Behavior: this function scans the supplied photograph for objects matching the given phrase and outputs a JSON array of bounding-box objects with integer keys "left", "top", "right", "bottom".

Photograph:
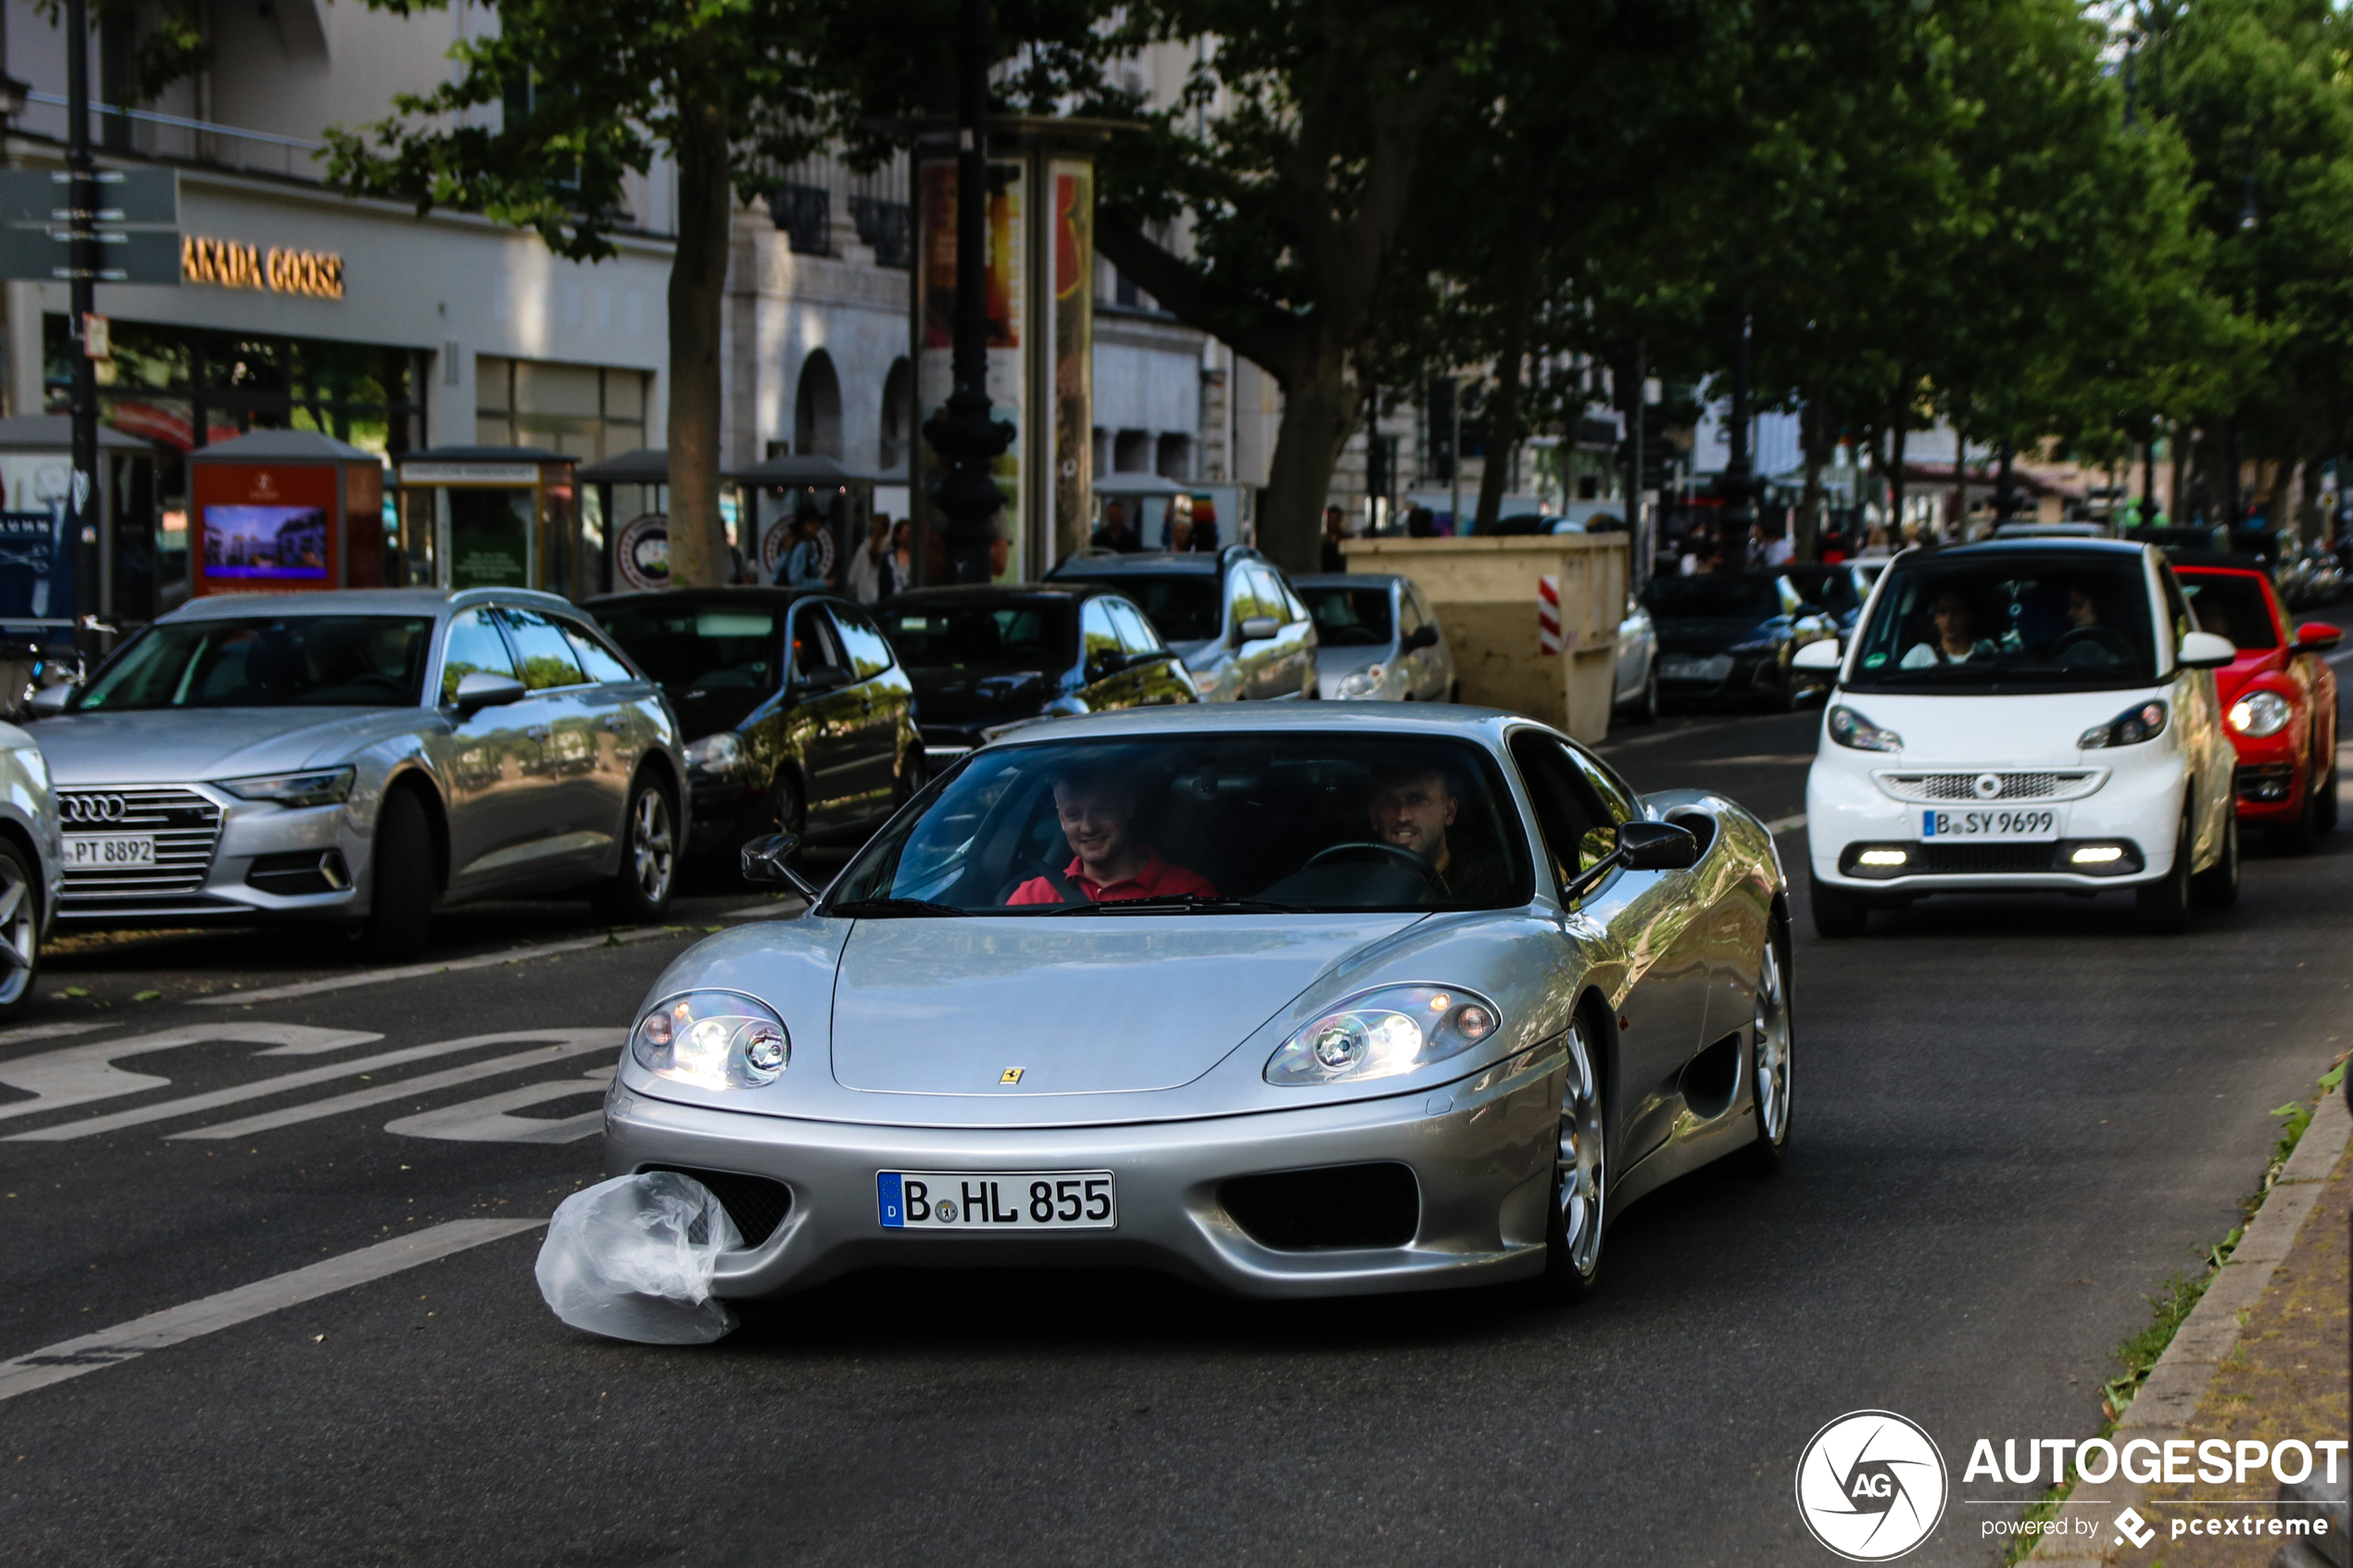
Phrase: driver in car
[
  {"left": 1900, "top": 588, "right": 1994, "bottom": 668},
  {"left": 1367, "top": 761, "right": 1502, "bottom": 903},
  {"left": 1005, "top": 764, "right": 1218, "bottom": 905}
]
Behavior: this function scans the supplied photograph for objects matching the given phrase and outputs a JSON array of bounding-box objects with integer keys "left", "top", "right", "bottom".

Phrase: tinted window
[
  {"left": 829, "top": 604, "right": 896, "bottom": 680},
  {"left": 1648, "top": 575, "right": 1786, "bottom": 621},
  {"left": 1250, "top": 567, "right": 1297, "bottom": 622},
  {"left": 1105, "top": 599, "right": 1163, "bottom": 657},
  {"left": 1051, "top": 571, "right": 1221, "bottom": 644},
  {"left": 497, "top": 606, "right": 585, "bottom": 690},
  {"left": 789, "top": 607, "right": 846, "bottom": 680},
  {"left": 2177, "top": 572, "right": 2279, "bottom": 650},
  {"left": 1300, "top": 584, "right": 1395, "bottom": 646},
  {"left": 1783, "top": 566, "right": 1860, "bottom": 617},
  {"left": 555, "top": 615, "right": 639, "bottom": 684},
  {"left": 1079, "top": 599, "right": 1122, "bottom": 673},
  {"left": 1845, "top": 553, "right": 2158, "bottom": 690},
  {"left": 1509, "top": 733, "right": 1617, "bottom": 887},
  {"left": 441, "top": 608, "right": 518, "bottom": 704},
  {"left": 597, "top": 604, "right": 779, "bottom": 691},
  {"left": 81, "top": 615, "right": 434, "bottom": 711},
  {"left": 877, "top": 601, "right": 1075, "bottom": 671}
]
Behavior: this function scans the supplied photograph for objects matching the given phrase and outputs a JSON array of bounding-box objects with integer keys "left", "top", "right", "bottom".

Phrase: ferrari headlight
[
  {"left": 683, "top": 732, "right": 742, "bottom": 781},
  {"left": 2227, "top": 690, "right": 2291, "bottom": 738},
  {"left": 1827, "top": 705, "right": 1902, "bottom": 753},
  {"left": 2080, "top": 699, "right": 2168, "bottom": 748},
  {"left": 219, "top": 765, "right": 356, "bottom": 807},
  {"left": 1335, "top": 664, "right": 1386, "bottom": 698},
  {"left": 1264, "top": 985, "right": 1501, "bottom": 1086},
  {"left": 631, "top": 990, "right": 789, "bottom": 1088}
]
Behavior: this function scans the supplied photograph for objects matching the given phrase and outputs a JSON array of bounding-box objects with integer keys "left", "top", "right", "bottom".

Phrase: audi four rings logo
[
  {"left": 1795, "top": 1410, "right": 1950, "bottom": 1561},
  {"left": 60, "top": 794, "right": 128, "bottom": 825}
]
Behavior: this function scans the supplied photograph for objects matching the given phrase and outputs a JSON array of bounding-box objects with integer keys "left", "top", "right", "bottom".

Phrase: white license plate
[
  {"left": 877, "top": 1170, "right": 1116, "bottom": 1230},
  {"left": 1661, "top": 654, "right": 1734, "bottom": 681},
  {"left": 66, "top": 834, "right": 156, "bottom": 868},
  {"left": 1919, "top": 809, "right": 2058, "bottom": 841}
]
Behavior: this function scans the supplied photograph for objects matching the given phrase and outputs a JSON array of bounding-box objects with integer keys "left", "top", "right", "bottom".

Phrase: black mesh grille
[
  {"left": 1219, "top": 1162, "right": 1419, "bottom": 1251},
  {"left": 643, "top": 1166, "right": 793, "bottom": 1247},
  {"left": 1915, "top": 842, "right": 2063, "bottom": 874}
]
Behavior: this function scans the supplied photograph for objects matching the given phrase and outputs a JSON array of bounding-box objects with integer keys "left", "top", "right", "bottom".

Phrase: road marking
[
  {"left": 6, "top": 1028, "right": 610, "bottom": 1142},
  {"left": 383, "top": 1067, "right": 612, "bottom": 1144},
  {"left": 190, "top": 925, "right": 687, "bottom": 1007},
  {"left": 0, "top": 1022, "right": 381, "bottom": 1125},
  {"left": 170, "top": 1032, "right": 623, "bottom": 1141},
  {"left": 0, "top": 1020, "right": 109, "bottom": 1050},
  {"left": 1766, "top": 813, "right": 1807, "bottom": 834},
  {"left": 0, "top": 1218, "right": 544, "bottom": 1404}
]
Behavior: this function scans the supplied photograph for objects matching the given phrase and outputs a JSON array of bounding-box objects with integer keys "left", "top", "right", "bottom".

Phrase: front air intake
[
  {"left": 1219, "top": 1161, "right": 1420, "bottom": 1250},
  {"left": 641, "top": 1165, "right": 793, "bottom": 1247}
]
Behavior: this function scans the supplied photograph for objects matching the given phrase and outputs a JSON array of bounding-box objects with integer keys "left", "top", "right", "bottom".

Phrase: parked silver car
[
  {"left": 603, "top": 703, "right": 1794, "bottom": 1302},
  {"left": 26, "top": 589, "right": 687, "bottom": 960},
  {"left": 0, "top": 719, "right": 62, "bottom": 1019},
  {"left": 1294, "top": 573, "right": 1459, "bottom": 701},
  {"left": 1613, "top": 589, "right": 1659, "bottom": 722},
  {"left": 1046, "top": 546, "right": 1317, "bottom": 701}
]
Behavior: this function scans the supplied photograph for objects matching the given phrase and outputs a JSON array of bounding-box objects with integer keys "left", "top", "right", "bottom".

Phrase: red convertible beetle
[{"left": 2168, "top": 552, "right": 2340, "bottom": 851}]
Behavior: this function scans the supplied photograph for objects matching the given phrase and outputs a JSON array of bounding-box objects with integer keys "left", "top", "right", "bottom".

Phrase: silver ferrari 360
[{"left": 603, "top": 704, "right": 1793, "bottom": 1302}]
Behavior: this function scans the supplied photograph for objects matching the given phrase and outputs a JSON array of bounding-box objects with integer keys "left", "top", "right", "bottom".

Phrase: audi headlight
[
  {"left": 2227, "top": 689, "right": 2291, "bottom": 737},
  {"left": 630, "top": 990, "right": 788, "bottom": 1088},
  {"left": 1334, "top": 664, "right": 1386, "bottom": 698},
  {"left": 220, "top": 766, "right": 356, "bottom": 807},
  {"left": 683, "top": 732, "right": 742, "bottom": 781},
  {"left": 2080, "top": 699, "right": 2168, "bottom": 748},
  {"left": 1265, "top": 985, "right": 1501, "bottom": 1086},
  {"left": 1827, "top": 705, "right": 1902, "bottom": 753}
]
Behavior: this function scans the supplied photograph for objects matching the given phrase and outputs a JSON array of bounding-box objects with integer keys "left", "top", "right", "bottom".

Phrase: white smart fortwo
[{"left": 1797, "top": 538, "right": 2240, "bottom": 935}]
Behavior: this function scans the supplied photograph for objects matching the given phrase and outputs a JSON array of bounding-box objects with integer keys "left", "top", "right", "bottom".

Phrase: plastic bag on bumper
[{"left": 535, "top": 1171, "right": 743, "bottom": 1344}]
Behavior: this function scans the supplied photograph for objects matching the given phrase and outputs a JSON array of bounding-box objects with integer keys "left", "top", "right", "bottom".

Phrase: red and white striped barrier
[{"left": 1538, "top": 574, "right": 1561, "bottom": 655}]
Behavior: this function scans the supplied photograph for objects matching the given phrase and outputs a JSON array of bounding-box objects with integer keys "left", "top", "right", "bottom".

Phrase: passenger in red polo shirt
[{"left": 1005, "top": 764, "right": 1216, "bottom": 906}]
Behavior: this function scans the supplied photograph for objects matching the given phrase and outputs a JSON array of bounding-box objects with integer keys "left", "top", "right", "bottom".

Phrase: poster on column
[
  {"left": 0, "top": 454, "right": 72, "bottom": 630},
  {"left": 918, "top": 157, "right": 1025, "bottom": 582},
  {"left": 1049, "top": 159, "right": 1094, "bottom": 567}
]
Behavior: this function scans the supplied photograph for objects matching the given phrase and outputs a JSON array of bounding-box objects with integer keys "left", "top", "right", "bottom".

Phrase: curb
[{"left": 2031, "top": 1080, "right": 2353, "bottom": 1561}]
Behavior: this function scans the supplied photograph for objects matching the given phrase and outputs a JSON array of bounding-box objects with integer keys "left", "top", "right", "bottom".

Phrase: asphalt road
[{"left": 3, "top": 616, "right": 2348, "bottom": 1567}]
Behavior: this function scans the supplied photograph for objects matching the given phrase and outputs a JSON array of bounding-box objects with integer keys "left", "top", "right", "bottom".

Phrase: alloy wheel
[
  {"left": 0, "top": 859, "right": 33, "bottom": 1007},
  {"left": 1752, "top": 941, "right": 1791, "bottom": 1147},
  {"left": 631, "top": 789, "right": 675, "bottom": 905},
  {"left": 1556, "top": 1021, "right": 1605, "bottom": 1278}
]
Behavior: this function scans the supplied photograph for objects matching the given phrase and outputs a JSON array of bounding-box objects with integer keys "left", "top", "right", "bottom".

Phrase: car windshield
[
  {"left": 2177, "top": 573, "right": 2278, "bottom": 650},
  {"left": 1844, "top": 553, "right": 2158, "bottom": 691},
  {"left": 827, "top": 734, "right": 1533, "bottom": 915},
  {"left": 1052, "top": 571, "right": 1220, "bottom": 643},
  {"left": 1648, "top": 575, "right": 1784, "bottom": 621},
  {"left": 1783, "top": 567, "right": 1860, "bottom": 617},
  {"left": 1298, "top": 585, "right": 1393, "bottom": 646},
  {"left": 78, "top": 616, "right": 432, "bottom": 709},
  {"left": 595, "top": 604, "right": 778, "bottom": 690},
  {"left": 875, "top": 602, "right": 1074, "bottom": 671}
]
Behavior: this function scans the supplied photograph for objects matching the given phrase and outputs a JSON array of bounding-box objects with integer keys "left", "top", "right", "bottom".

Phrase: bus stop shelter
[{"left": 393, "top": 447, "right": 581, "bottom": 597}]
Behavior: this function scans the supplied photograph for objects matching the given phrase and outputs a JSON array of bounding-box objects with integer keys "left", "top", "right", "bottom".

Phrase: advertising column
[{"left": 1044, "top": 159, "right": 1095, "bottom": 568}]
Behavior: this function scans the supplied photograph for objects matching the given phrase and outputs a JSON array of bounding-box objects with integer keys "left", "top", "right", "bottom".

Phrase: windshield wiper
[
  {"left": 826, "top": 897, "right": 970, "bottom": 918},
  {"left": 1043, "top": 894, "right": 1311, "bottom": 915}
]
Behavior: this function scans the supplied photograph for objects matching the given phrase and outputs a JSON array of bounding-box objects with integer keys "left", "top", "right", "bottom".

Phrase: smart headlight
[
  {"left": 2079, "top": 699, "right": 2168, "bottom": 748},
  {"left": 1828, "top": 705, "right": 1902, "bottom": 753},
  {"left": 2226, "top": 690, "right": 2291, "bottom": 737},
  {"left": 1264, "top": 985, "right": 1501, "bottom": 1086},
  {"left": 630, "top": 990, "right": 789, "bottom": 1088}
]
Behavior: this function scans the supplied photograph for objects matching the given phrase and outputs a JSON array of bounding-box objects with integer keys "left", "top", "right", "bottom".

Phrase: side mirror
[
  {"left": 797, "top": 664, "right": 853, "bottom": 693},
  {"left": 2294, "top": 621, "right": 2344, "bottom": 653},
  {"left": 451, "top": 671, "right": 527, "bottom": 714},
  {"left": 1085, "top": 651, "right": 1124, "bottom": 684},
  {"left": 1792, "top": 639, "right": 1843, "bottom": 672},
  {"left": 1564, "top": 819, "right": 1698, "bottom": 902},
  {"left": 24, "top": 684, "right": 75, "bottom": 717},
  {"left": 740, "top": 833, "right": 822, "bottom": 899},
  {"left": 2177, "top": 630, "right": 2236, "bottom": 670},
  {"left": 1237, "top": 615, "right": 1282, "bottom": 644},
  {"left": 1401, "top": 624, "right": 1440, "bottom": 652}
]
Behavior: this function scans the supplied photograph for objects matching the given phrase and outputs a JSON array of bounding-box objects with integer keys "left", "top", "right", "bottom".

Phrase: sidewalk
[{"left": 2034, "top": 1075, "right": 2351, "bottom": 1565}]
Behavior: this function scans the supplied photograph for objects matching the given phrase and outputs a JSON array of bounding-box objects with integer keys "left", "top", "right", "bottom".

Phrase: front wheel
[
  {"left": 592, "top": 774, "right": 678, "bottom": 924},
  {"left": 1744, "top": 925, "right": 1793, "bottom": 1173},
  {"left": 2193, "top": 805, "right": 2239, "bottom": 907},
  {"left": 1531, "top": 1016, "right": 1607, "bottom": 1305},
  {"left": 356, "top": 786, "right": 436, "bottom": 963},
  {"left": 2318, "top": 757, "right": 2340, "bottom": 834},
  {"left": 0, "top": 837, "right": 42, "bottom": 1019},
  {"left": 2136, "top": 814, "right": 2194, "bottom": 935}
]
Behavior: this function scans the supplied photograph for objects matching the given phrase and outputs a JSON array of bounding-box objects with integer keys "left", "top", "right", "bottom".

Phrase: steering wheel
[
  {"left": 2050, "top": 624, "right": 2135, "bottom": 665},
  {"left": 1304, "top": 840, "right": 1430, "bottom": 874}
]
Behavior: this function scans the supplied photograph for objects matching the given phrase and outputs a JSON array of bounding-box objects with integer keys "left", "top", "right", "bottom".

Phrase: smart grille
[
  {"left": 58, "top": 786, "right": 223, "bottom": 905},
  {"left": 1220, "top": 1162, "right": 1420, "bottom": 1251},
  {"left": 1876, "top": 771, "right": 2099, "bottom": 803}
]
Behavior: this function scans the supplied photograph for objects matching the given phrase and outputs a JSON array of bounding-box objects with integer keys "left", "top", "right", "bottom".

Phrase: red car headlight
[{"left": 2226, "top": 689, "right": 2292, "bottom": 738}]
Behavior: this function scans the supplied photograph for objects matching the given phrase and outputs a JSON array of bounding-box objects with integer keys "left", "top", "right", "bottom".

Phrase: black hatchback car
[
  {"left": 875, "top": 583, "right": 1197, "bottom": 767},
  {"left": 1648, "top": 572, "right": 1838, "bottom": 709},
  {"left": 586, "top": 588, "right": 922, "bottom": 855}
]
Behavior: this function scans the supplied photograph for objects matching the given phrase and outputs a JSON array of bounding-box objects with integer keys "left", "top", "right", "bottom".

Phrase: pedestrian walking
[
  {"left": 774, "top": 507, "right": 832, "bottom": 589},
  {"left": 845, "top": 516, "right": 891, "bottom": 604},
  {"left": 1321, "top": 505, "right": 1349, "bottom": 571}
]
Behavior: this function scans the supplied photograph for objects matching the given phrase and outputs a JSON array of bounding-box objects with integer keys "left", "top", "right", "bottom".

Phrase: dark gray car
[{"left": 27, "top": 588, "right": 688, "bottom": 960}]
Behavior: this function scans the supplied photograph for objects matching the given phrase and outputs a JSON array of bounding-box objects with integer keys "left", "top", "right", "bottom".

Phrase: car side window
[
  {"left": 788, "top": 606, "right": 847, "bottom": 682},
  {"left": 554, "top": 615, "right": 639, "bottom": 684},
  {"left": 1508, "top": 732, "right": 1615, "bottom": 894},
  {"left": 1226, "top": 567, "right": 1261, "bottom": 626},
  {"left": 1570, "top": 746, "right": 1640, "bottom": 830},
  {"left": 1079, "top": 600, "right": 1123, "bottom": 676},
  {"left": 496, "top": 606, "right": 587, "bottom": 690},
  {"left": 2158, "top": 566, "right": 2196, "bottom": 653},
  {"left": 1106, "top": 598, "right": 1163, "bottom": 657},
  {"left": 1398, "top": 590, "right": 1427, "bottom": 637},
  {"left": 441, "top": 608, "right": 518, "bottom": 704},
  {"left": 828, "top": 604, "right": 896, "bottom": 680},
  {"left": 1251, "top": 567, "right": 1297, "bottom": 623}
]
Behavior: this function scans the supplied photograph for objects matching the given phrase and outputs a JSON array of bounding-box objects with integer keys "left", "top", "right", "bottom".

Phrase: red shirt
[{"left": 1006, "top": 847, "right": 1218, "bottom": 906}]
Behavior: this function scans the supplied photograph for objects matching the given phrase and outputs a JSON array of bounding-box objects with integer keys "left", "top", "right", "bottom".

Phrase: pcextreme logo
[{"left": 1795, "top": 1410, "right": 1951, "bottom": 1561}]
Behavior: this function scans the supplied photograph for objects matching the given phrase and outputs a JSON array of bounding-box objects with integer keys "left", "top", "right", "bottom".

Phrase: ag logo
[{"left": 1794, "top": 1410, "right": 1948, "bottom": 1561}]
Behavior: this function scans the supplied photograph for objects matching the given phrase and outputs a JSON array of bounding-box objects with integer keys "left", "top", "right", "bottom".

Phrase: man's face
[
  {"left": 1934, "top": 594, "right": 1972, "bottom": 641},
  {"left": 1369, "top": 771, "right": 1457, "bottom": 859},
  {"left": 1055, "top": 783, "right": 1133, "bottom": 868},
  {"left": 2067, "top": 587, "right": 2096, "bottom": 626}
]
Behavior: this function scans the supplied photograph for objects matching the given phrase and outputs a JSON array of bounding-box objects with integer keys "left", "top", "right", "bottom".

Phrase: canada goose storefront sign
[
  {"left": 181, "top": 235, "right": 346, "bottom": 299},
  {"left": 1795, "top": 1411, "right": 1949, "bottom": 1561}
]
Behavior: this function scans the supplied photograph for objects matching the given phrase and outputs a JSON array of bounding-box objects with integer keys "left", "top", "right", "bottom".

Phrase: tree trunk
[
  {"left": 1259, "top": 338, "right": 1363, "bottom": 572},
  {"left": 665, "top": 87, "right": 734, "bottom": 589},
  {"left": 1793, "top": 394, "right": 1827, "bottom": 561},
  {"left": 1885, "top": 379, "right": 1910, "bottom": 545}
]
